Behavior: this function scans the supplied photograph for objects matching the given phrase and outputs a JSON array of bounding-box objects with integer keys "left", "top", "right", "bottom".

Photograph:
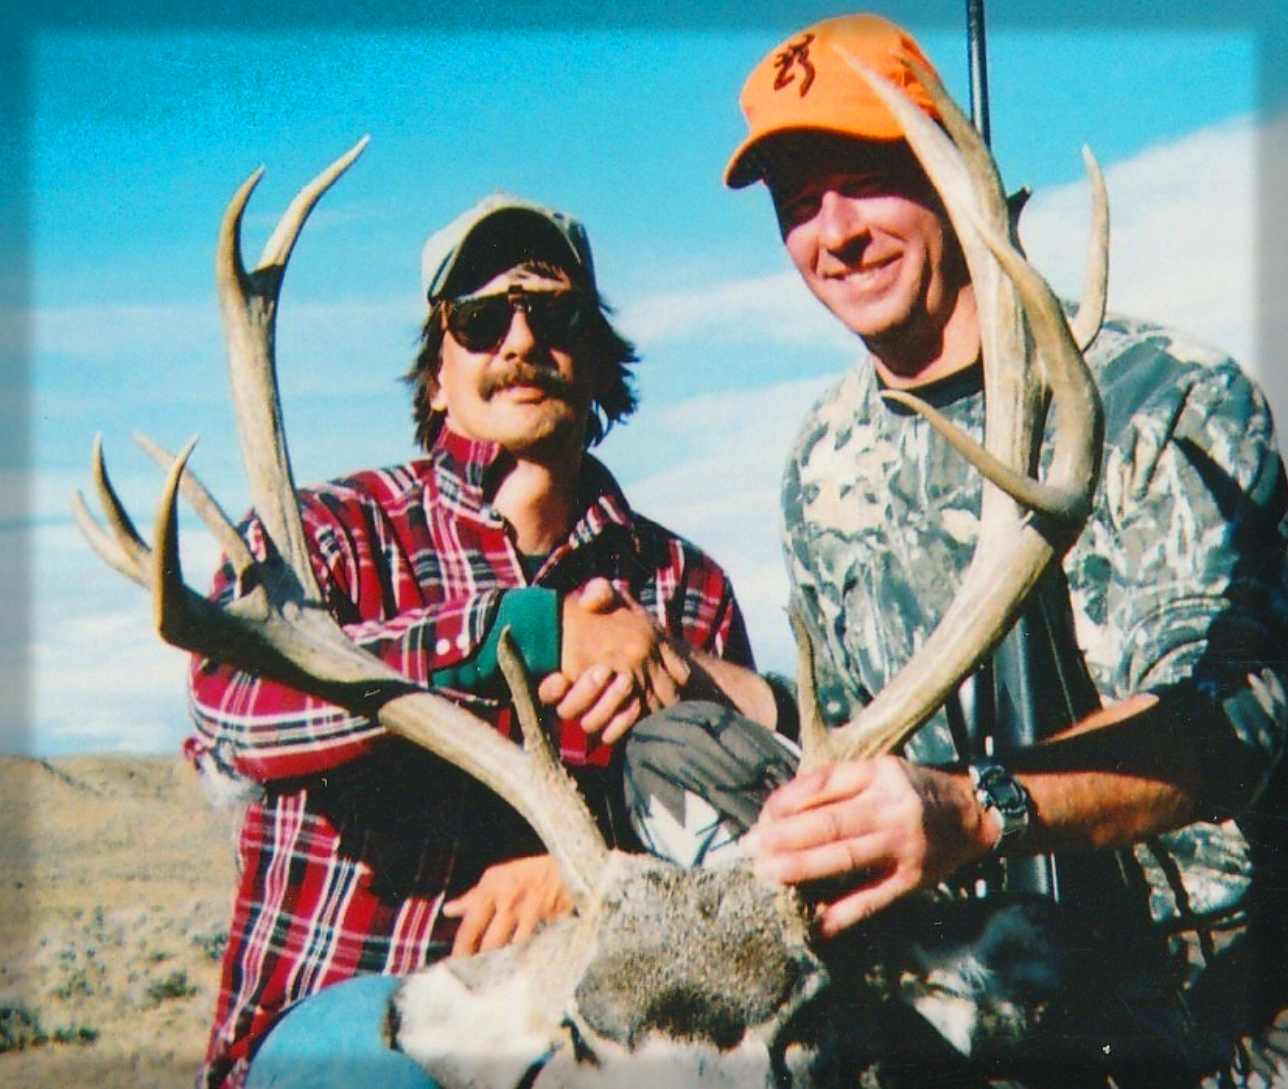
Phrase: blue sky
[{"left": 4, "top": 0, "right": 1287, "bottom": 754}]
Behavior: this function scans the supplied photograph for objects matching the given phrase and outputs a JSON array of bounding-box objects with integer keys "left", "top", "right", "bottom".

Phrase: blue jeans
[{"left": 246, "top": 974, "right": 439, "bottom": 1089}]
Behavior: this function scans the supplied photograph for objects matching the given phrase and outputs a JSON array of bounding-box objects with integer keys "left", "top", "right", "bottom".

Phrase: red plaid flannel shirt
[{"left": 184, "top": 429, "right": 754, "bottom": 1089}]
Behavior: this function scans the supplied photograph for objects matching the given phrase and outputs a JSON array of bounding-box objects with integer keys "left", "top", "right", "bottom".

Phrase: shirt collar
[
  {"left": 573, "top": 454, "right": 635, "bottom": 536},
  {"left": 877, "top": 358, "right": 984, "bottom": 412},
  {"left": 431, "top": 427, "right": 506, "bottom": 497}
]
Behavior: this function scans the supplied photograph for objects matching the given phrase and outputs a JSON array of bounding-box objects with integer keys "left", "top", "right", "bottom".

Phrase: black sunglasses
[{"left": 444, "top": 288, "right": 593, "bottom": 354}]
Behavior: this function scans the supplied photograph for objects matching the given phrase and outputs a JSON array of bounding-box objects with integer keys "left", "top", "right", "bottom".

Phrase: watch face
[
  {"left": 974, "top": 762, "right": 1031, "bottom": 841},
  {"left": 989, "top": 773, "right": 1028, "bottom": 817}
]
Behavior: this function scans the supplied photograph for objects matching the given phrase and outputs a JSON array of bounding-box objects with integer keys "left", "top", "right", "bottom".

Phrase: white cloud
[
  {"left": 5, "top": 518, "right": 221, "bottom": 755},
  {"left": 33, "top": 298, "right": 414, "bottom": 398},
  {"left": 617, "top": 271, "right": 853, "bottom": 354},
  {"left": 22, "top": 608, "right": 192, "bottom": 755},
  {"left": 33, "top": 301, "right": 221, "bottom": 367},
  {"left": 1020, "top": 111, "right": 1277, "bottom": 419}
]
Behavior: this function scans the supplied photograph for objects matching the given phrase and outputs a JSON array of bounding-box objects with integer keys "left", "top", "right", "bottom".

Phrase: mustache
[{"left": 479, "top": 364, "right": 578, "bottom": 400}]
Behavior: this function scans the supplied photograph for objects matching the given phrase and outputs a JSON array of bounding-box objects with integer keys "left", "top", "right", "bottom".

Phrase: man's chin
[
  {"left": 825, "top": 294, "right": 915, "bottom": 342},
  {"left": 497, "top": 417, "right": 585, "bottom": 461}
]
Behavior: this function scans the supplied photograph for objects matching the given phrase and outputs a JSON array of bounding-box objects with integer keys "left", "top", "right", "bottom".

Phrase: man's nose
[
  {"left": 815, "top": 190, "right": 866, "bottom": 252},
  {"left": 498, "top": 306, "right": 538, "bottom": 356}
]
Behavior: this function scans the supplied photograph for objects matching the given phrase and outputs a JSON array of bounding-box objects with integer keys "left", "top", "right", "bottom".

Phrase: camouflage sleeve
[{"left": 1091, "top": 357, "right": 1288, "bottom": 819}]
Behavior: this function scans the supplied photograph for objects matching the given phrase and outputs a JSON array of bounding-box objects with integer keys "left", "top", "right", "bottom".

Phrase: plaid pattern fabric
[{"left": 185, "top": 428, "right": 754, "bottom": 1089}]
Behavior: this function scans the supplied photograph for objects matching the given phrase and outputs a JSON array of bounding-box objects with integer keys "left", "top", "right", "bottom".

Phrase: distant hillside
[{"left": 0, "top": 753, "right": 237, "bottom": 1088}]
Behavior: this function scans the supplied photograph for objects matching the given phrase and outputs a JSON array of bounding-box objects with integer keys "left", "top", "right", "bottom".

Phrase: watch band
[{"left": 968, "top": 759, "right": 1031, "bottom": 853}]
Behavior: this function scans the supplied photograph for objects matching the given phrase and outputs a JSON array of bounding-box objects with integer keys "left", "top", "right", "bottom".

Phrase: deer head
[{"left": 75, "top": 46, "right": 1108, "bottom": 1082}]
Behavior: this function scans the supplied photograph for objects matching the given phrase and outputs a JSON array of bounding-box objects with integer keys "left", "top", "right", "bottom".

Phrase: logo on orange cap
[
  {"left": 772, "top": 33, "right": 817, "bottom": 97},
  {"left": 724, "top": 14, "right": 944, "bottom": 189}
]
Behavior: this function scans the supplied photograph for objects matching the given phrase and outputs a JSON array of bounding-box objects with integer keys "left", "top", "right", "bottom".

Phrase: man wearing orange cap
[{"left": 729, "top": 13, "right": 1288, "bottom": 1086}]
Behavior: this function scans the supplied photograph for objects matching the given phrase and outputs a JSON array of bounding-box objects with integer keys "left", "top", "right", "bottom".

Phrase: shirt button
[
  {"left": 455, "top": 632, "right": 471, "bottom": 651},
  {"left": 435, "top": 638, "right": 452, "bottom": 656}
]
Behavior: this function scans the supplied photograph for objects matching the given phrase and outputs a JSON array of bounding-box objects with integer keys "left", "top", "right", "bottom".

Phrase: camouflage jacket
[{"left": 782, "top": 314, "right": 1288, "bottom": 995}]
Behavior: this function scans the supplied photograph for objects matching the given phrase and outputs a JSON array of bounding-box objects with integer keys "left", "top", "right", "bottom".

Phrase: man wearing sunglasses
[{"left": 187, "top": 194, "right": 787, "bottom": 1089}]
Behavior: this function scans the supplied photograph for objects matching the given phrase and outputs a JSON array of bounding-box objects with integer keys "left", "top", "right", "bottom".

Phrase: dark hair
[{"left": 404, "top": 293, "right": 639, "bottom": 453}]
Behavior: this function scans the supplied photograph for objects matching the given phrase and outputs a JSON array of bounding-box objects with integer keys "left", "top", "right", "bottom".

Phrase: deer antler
[
  {"left": 798, "top": 49, "right": 1107, "bottom": 766},
  {"left": 72, "top": 140, "right": 611, "bottom": 903}
]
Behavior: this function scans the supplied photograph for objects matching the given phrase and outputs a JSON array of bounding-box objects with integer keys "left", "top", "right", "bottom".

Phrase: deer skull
[{"left": 391, "top": 854, "right": 834, "bottom": 1088}]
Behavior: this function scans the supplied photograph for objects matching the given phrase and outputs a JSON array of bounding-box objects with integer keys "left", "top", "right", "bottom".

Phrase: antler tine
[
  {"left": 71, "top": 490, "right": 140, "bottom": 586},
  {"left": 788, "top": 609, "right": 829, "bottom": 760},
  {"left": 70, "top": 436, "right": 151, "bottom": 586},
  {"left": 152, "top": 437, "right": 204, "bottom": 642},
  {"left": 1070, "top": 146, "right": 1109, "bottom": 352},
  {"left": 887, "top": 50, "right": 1010, "bottom": 236},
  {"left": 953, "top": 196, "right": 1104, "bottom": 527},
  {"left": 800, "top": 52, "right": 1104, "bottom": 766},
  {"left": 216, "top": 163, "right": 312, "bottom": 599},
  {"left": 132, "top": 433, "right": 258, "bottom": 583},
  {"left": 890, "top": 50, "right": 1107, "bottom": 472},
  {"left": 496, "top": 630, "right": 610, "bottom": 899},
  {"left": 257, "top": 136, "right": 371, "bottom": 272},
  {"left": 834, "top": 47, "right": 1038, "bottom": 497},
  {"left": 499, "top": 628, "right": 557, "bottom": 755},
  {"left": 215, "top": 136, "right": 370, "bottom": 601},
  {"left": 903, "top": 51, "right": 1108, "bottom": 356},
  {"left": 879, "top": 389, "right": 1092, "bottom": 524}
]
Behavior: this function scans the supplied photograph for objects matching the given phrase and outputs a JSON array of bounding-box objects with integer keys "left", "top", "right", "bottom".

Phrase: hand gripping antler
[
  {"left": 72, "top": 140, "right": 610, "bottom": 902},
  {"left": 798, "top": 49, "right": 1107, "bottom": 767}
]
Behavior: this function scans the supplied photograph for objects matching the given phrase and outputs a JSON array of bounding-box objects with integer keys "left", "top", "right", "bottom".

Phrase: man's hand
[
  {"left": 538, "top": 666, "right": 642, "bottom": 744},
  {"left": 544, "top": 578, "right": 693, "bottom": 742},
  {"left": 746, "top": 756, "right": 989, "bottom": 938},
  {"left": 441, "top": 854, "right": 574, "bottom": 957}
]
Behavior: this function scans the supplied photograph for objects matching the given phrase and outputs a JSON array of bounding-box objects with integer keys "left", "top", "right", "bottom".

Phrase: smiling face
[
  {"left": 432, "top": 265, "right": 598, "bottom": 461},
  {"left": 768, "top": 135, "right": 975, "bottom": 383}
]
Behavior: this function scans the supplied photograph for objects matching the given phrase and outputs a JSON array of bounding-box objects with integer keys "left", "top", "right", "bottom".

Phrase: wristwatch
[{"left": 968, "top": 759, "right": 1031, "bottom": 853}]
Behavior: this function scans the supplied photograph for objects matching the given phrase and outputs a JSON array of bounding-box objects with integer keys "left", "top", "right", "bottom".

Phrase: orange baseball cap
[{"left": 724, "top": 14, "right": 944, "bottom": 189}]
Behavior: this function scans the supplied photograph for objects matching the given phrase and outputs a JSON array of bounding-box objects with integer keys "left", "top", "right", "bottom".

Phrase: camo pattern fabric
[{"left": 782, "top": 313, "right": 1288, "bottom": 1082}]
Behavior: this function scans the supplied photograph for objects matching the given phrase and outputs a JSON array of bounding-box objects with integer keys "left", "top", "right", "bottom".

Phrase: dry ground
[{"left": 0, "top": 753, "right": 238, "bottom": 1088}]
